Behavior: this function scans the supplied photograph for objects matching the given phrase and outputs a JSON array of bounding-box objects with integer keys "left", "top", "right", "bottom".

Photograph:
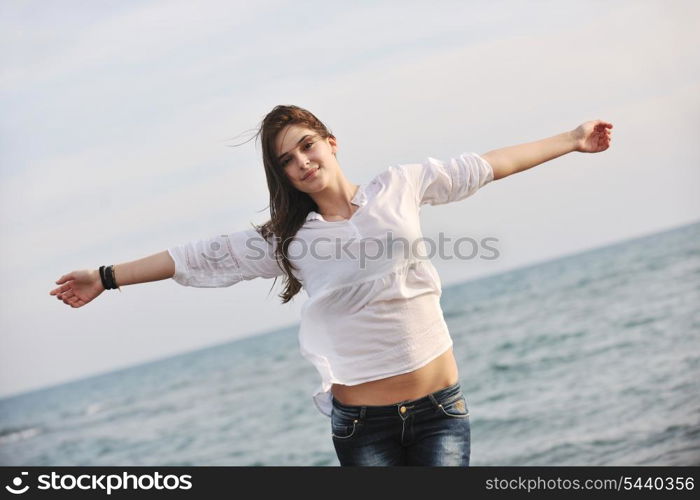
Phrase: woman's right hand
[{"left": 49, "top": 269, "right": 105, "bottom": 308}]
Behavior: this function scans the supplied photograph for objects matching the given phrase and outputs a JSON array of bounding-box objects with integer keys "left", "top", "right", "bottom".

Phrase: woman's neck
[{"left": 311, "top": 176, "right": 360, "bottom": 220}]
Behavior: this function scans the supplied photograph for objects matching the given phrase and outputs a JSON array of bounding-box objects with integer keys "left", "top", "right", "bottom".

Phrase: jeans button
[{"left": 399, "top": 406, "right": 407, "bottom": 414}]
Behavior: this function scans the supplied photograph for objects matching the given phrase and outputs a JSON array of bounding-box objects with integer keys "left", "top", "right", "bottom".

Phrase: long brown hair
[{"left": 252, "top": 105, "right": 335, "bottom": 304}]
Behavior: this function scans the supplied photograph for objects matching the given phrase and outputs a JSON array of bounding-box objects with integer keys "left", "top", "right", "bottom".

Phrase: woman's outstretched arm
[
  {"left": 49, "top": 250, "right": 175, "bottom": 308},
  {"left": 482, "top": 120, "right": 613, "bottom": 181}
]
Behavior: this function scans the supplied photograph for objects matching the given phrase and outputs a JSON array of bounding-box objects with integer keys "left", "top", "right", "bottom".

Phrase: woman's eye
[{"left": 280, "top": 141, "right": 314, "bottom": 167}]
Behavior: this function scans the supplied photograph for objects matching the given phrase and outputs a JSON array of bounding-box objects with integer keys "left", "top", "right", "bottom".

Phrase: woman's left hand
[{"left": 572, "top": 120, "right": 613, "bottom": 153}]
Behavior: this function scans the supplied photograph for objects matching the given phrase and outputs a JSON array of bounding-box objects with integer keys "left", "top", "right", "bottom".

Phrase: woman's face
[{"left": 274, "top": 124, "right": 339, "bottom": 194}]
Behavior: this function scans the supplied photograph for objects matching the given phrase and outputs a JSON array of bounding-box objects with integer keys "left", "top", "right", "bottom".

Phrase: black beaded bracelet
[
  {"left": 106, "top": 265, "right": 115, "bottom": 289},
  {"left": 98, "top": 265, "right": 110, "bottom": 290},
  {"left": 108, "top": 265, "right": 120, "bottom": 291},
  {"left": 98, "top": 265, "right": 120, "bottom": 291}
]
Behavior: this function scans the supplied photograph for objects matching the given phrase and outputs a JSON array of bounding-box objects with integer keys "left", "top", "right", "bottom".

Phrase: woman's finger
[
  {"left": 50, "top": 283, "right": 73, "bottom": 295},
  {"left": 55, "top": 274, "right": 74, "bottom": 285}
]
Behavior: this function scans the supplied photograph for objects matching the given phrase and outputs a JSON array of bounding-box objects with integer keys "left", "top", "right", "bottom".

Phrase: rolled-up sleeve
[
  {"left": 167, "top": 228, "right": 283, "bottom": 288},
  {"left": 401, "top": 152, "right": 494, "bottom": 206}
]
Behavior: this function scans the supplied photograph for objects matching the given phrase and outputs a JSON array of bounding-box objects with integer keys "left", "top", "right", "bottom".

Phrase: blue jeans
[{"left": 330, "top": 381, "right": 471, "bottom": 466}]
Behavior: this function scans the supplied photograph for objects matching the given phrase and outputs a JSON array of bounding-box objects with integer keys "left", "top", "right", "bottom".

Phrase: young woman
[{"left": 49, "top": 105, "right": 612, "bottom": 466}]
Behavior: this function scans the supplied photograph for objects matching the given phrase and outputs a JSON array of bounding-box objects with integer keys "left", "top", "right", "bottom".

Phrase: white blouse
[{"left": 167, "top": 152, "right": 494, "bottom": 417}]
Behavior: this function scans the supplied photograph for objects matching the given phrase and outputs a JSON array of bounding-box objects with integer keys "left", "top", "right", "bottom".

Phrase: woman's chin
[{"left": 301, "top": 183, "right": 326, "bottom": 194}]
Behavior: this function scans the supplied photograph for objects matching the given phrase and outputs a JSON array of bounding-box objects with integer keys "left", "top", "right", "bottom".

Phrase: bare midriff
[{"left": 330, "top": 348, "right": 459, "bottom": 406}]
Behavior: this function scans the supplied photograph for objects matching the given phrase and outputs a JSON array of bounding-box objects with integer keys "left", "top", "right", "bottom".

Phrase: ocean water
[{"left": 1, "top": 222, "right": 699, "bottom": 466}]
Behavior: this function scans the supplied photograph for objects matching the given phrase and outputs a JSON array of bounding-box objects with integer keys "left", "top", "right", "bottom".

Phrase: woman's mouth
[{"left": 302, "top": 167, "right": 319, "bottom": 181}]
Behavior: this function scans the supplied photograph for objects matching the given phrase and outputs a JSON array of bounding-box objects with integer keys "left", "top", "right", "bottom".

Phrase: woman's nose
[{"left": 295, "top": 153, "right": 310, "bottom": 168}]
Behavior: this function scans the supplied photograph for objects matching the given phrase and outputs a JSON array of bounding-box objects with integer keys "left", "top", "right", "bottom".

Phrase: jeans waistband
[{"left": 331, "top": 381, "right": 463, "bottom": 418}]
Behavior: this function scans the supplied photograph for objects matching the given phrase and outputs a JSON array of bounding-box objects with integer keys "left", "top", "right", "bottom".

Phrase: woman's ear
[{"left": 328, "top": 135, "right": 338, "bottom": 154}]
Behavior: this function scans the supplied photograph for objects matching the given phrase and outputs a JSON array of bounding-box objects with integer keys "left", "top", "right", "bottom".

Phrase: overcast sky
[{"left": 1, "top": 0, "right": 698, "bottom": 398}]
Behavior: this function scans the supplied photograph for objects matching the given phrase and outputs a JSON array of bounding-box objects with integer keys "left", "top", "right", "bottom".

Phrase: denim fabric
[{"left": 330, "top": 382, "right": 470, "bottom": 466}]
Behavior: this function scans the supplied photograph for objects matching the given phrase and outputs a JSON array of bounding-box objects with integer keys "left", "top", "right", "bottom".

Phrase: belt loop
[
  {"left": 428, "top": 393, "right": 440, "bottom": 408},
  {"left": 359, "top": 406, "right": 366, "bottom": 421}
]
